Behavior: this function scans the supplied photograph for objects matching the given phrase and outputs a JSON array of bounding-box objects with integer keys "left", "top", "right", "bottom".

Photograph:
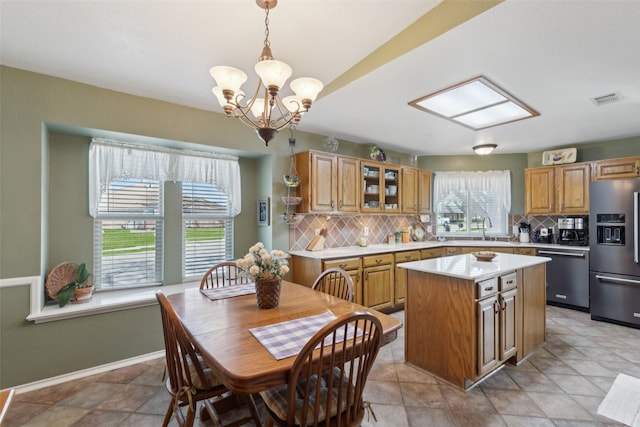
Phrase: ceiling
[{"left": 2, "top": 0, "right": 639, "bottom": 156}]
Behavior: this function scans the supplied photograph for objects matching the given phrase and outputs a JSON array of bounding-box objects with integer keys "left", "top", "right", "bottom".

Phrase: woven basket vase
[{"left": 255, "top": 279, "right": 281, "bottom": 309}]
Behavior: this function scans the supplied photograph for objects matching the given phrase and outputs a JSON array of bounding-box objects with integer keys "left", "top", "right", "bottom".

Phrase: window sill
[{"left": 27, "top": 281, "right": 199, "bottom": 324}]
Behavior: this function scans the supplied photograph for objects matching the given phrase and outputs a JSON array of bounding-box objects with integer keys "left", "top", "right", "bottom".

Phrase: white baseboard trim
[{"left": 5, "top": 350, "right": 165, "bottom": 395}]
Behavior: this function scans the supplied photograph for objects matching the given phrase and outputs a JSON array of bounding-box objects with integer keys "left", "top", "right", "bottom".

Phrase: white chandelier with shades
[{"left": 210, "top": 0, "right": 323, "bottom": 146}]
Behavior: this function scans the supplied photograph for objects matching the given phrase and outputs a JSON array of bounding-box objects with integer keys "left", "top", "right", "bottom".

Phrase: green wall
[{"left": 1, "top": 65, "right": 639, "bottom": 388}]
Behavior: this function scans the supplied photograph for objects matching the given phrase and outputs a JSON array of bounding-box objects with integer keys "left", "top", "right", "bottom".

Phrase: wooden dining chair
[
  {"left": 259, "top": 311, "right": 383, "bottom": 427},
  {"left": 199, "top": 261, "right": 250, "bottom": 290},
  {"left": 155, "top": 291, "right": 260, "bottom": 427},
  {"left": 311, "top": 268, "right": 355, "bottom": 302}
]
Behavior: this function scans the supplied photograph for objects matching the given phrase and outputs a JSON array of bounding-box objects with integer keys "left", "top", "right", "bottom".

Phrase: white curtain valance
[
  {"left": 433, "top": 170, "right": 511, "bottom": 212},
  {"left": 89, "top": 140, "right": 242, "bottom": 217}
]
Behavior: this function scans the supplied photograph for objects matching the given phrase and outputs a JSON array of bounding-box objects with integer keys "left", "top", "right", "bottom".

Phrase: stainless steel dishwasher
[{"left": 538, "top": 247, "right": 590, "bottom": 310}]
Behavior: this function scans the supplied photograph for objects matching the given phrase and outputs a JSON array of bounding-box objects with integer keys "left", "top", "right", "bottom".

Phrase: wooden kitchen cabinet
[
  {"left": 404, "top": 260, "right": 541, "bottom": 389},
  {"left": 525, "top": 163, "right": 590, "bottom": 215},
  {"left": 403, "top": 168, "right": 432, "bottom": 214},
  {"left": 513, "top": 247, "right": 536, "bottom": 256},
  {"left": 525, "top": 167, "right": 555, "bottom": 214},
  {"left": 477, "top": 294, "right": 499, "bottom": 377},
  {"left": 362, "top": 161, "right": 401, "bottom": 213},
  {"left": 295, "top": 151, "right": 359, "bottom": 214},
  {"left": 394, "top": 250, "right": 420, "bottom": 305},
  {"left": 362, "top": 253, "right": 394, "bottom": 310},
  {"left": 476, "top": 274, "right": 518, "bottom": 378},
  {"left": 443, "top": 247, "right": 462, "bottom": 256},
  {"left": 418, "top": 170, "right": 432, "bottom": 214},
  {"left": 556, "top": 163, "right": 590, "bottom": 214},
  {"left": 401, "top": 167, "right": 418, "bottom": 214},
  {"left": 592, "top": 156, "right": 640, "bottom": 181},
  {"left": 421, "top": 248, "right": 443, "bottom": 259},
  {"left": 323, "top": 257, "right": 362, "bottom": 305},
  {"left": 337, "top": 156, "right": 360, "bottom": 213}
]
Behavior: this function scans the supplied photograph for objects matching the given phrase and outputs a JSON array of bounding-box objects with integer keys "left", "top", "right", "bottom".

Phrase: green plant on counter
[{"left": 55, "top": 263, "right": 93, "bottom": 307}]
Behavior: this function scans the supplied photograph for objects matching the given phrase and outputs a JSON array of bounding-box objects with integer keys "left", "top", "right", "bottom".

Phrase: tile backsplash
[{"left": 288, "top": 213, "right": 587, "bottom": 251}]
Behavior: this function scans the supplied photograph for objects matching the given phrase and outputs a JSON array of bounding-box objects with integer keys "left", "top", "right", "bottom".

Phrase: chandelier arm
[{"left": 271, "top": 98, "right": 298, "bottom": 127}]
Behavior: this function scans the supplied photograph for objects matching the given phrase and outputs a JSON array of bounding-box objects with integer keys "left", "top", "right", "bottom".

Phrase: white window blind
[
  {"left": 182, "top": 182, "right": 233, "bottom": 278},
  {"left": 93, "top": 179, "right": 163, "bottom": 289},
  {"left": 433, "top": 171, "right": 511, "bottom": 236}
]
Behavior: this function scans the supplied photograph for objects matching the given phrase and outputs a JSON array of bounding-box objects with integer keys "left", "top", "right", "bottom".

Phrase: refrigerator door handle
[
  {"left": 595, "top": 274, "right": 640, "bottom": 286},
  {"left": 635, "top": 191, "right": 639, "bottom": 264}
]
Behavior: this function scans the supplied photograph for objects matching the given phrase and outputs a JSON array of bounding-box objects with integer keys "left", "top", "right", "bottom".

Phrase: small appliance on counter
[
  {"left": 539, "top": 227, "right": 554, "bottom": 244},
  {"left": 558, "top": 217, "right": 588, "bottom": 246},
  {"left": 518, "top": 222, "right": 530, "bottom": 243}
]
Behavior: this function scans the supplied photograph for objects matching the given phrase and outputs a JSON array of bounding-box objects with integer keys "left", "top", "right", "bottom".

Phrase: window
[
  {"left": 433, "top": 171, "right": 511, "bottom": 237},
  {"left": 94, "top": 179, "right": 163, "bottom": 289},
  {"left": 182, "top": 182, "right": 233, "bottom": 278},
  {"left": 89, "top": 139, "right": 242, "bottom": 289}
]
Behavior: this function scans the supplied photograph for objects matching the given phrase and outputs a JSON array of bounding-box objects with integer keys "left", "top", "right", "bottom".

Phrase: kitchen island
[{"left": 398, "top": 252, "right": 550, "bottom": 390}]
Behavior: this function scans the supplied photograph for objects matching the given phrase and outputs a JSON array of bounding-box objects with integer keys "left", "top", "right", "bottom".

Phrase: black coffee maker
[{"left": 558, "top": 217, "right": 588, "bottom": 246}]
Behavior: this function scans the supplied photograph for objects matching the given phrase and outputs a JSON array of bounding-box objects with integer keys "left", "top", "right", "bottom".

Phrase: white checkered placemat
[
  {"left": 200, "top": 283, "right": 256, "bottom": 301},
  {"left": 249, "top": 312, "right": 360, "bottom": 360}
]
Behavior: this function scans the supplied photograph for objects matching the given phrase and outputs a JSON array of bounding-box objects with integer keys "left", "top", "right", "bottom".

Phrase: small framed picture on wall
[{"left": 257, "top": 197, "right": 270, "bottom": 226}]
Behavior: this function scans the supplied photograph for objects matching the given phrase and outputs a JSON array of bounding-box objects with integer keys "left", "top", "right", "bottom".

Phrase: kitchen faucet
[{"left": 482, "top": 217, "right": 493, "bottom": 241}]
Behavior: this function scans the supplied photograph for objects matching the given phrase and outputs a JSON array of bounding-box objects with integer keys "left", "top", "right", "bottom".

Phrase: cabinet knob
[
  {"left": 405, "top": 255, "right": 411, "bottom": 260},
  {"left": 376, "top": 259, "right": 382, "bottom": 265},
  {"left": 339, "top": 263, "right": 347, "bottom": 269}
]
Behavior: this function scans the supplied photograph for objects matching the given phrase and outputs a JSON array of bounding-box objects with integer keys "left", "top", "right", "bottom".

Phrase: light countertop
[
  {"left": 288, "top": 240, "right": 587, "bottom": 260},
  {"left": 397, "top": 252, "right": 551, "bottom": 281}
]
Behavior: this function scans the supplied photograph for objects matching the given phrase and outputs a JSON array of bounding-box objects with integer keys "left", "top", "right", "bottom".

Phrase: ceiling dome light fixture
[
  {"left": 210, "top": 0, "right": 323, "bottom": 146},
  {"left": 473, "top": 144, "right": 497, "bottom": 155}
]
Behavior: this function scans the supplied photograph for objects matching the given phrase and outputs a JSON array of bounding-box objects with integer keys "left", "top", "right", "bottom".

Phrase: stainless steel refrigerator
[{"left": 589, "top": 179, "right": 640, "bottom": 328}]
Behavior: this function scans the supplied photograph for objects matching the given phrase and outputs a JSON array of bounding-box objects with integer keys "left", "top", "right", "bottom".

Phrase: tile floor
[{"left": 5, "top": 305, "right": 640, "bottom": 426}]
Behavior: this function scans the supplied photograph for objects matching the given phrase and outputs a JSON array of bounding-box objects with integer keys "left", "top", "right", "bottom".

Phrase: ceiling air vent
[{"left": 591, "top": 92, "right": 622, "bottom": 106}]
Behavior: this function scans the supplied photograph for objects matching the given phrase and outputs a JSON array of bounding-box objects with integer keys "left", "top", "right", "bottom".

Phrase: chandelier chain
[{"left": 263, "top": 6, "right": 271, "bottom": 48}]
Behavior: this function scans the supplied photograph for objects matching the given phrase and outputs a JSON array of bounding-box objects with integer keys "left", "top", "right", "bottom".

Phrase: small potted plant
[{"left": 56, "top": 263, "right": 93, "bottom": 306}]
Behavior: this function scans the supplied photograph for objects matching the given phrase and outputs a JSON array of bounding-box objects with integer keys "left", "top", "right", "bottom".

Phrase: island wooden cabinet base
[{"left": 404, "top": 264, "right": 546, "bottom": 390}]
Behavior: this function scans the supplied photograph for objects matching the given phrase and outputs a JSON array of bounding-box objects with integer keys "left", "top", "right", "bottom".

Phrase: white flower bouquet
[{"left": 237, "top": 242, "right": 290, "bottom": 281}]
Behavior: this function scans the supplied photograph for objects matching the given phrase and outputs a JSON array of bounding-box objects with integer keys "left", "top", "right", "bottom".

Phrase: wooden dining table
[{"left": 167, "top": 280, "right": 402, "bottom": 395}]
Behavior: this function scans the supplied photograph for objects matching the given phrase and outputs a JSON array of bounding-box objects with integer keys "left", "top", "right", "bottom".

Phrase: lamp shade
[
  {"left": 210, "top": 66, "right": 247, "bottom": 95},
  {"left": 473, "top": 144, "right": 497, "bottom": 155},
  {"left": 211, "top": 86, "right": 228, "bottom": 107},
  {"left": 290, "top": 77, "right": 323, "bottom": 102},
  {"left": 255, "top": 59, "right": 292, "bottom": 90}
]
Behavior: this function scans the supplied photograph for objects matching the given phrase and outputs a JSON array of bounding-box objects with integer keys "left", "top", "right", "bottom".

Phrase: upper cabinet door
[
  {"left": 337, "top": 156, "right": 359, "bottom": 213},
  {"left": 382, "top": 165, "right": 401, "bottom": 213},
  {"left": 592, "top": 156, "right": 640, "bottom": 181},
  {"left": 402, "top": 167, "right": 418, "bottom": 214},
  {"left": 525, "top": 167, "right": 555, "bottom": 214},
  {"left": 556, "top": 163, "right": 590, "bottom": 214},
  {"left": 418, "top": 170, "right": 432, "bottom": 214},
  {"left": 310, "top": 152, "right": 337, "bottom": 212}
]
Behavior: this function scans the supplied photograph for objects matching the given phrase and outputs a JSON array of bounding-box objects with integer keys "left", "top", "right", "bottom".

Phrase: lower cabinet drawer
[
  {"left": 362, "top": 253, "right": 394, "bottom": 267},
  {"left": 323, "top": 257, "right": 360, "bottom": 271}
]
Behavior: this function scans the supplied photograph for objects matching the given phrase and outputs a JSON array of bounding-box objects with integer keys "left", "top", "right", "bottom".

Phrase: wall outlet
[
  {"left": 363, "top": 226, "right": 369, "bottom": 236},
  {"left": 315, "top": 229, "right": 320, "bottom": 236},
  {"left": 427, "top": 225, "right": 432, "bottom": 233},
  {"left": 512, "top": 225, "right": 519, "bottom": 235}
]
